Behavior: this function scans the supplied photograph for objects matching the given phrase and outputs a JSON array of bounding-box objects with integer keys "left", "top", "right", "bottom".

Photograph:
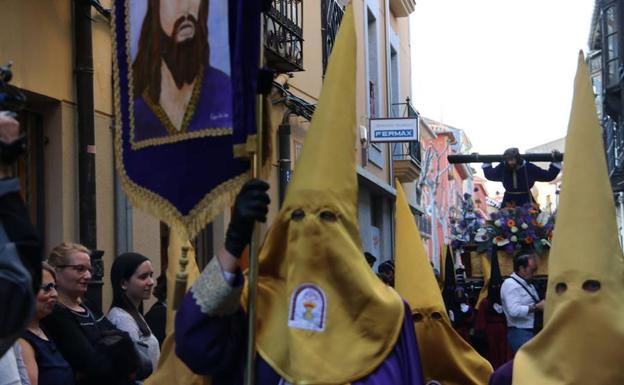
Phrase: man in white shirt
[{"left": 500, "top": 254, "right": 544, "bottom": 353}]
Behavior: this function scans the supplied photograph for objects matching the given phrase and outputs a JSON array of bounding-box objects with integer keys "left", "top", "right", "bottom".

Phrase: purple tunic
[
  {"left": 488, "top": 360, "right": 513, "bottom": 385},
  {"left": 175, "top": 271, "right": 425, "bottom": 385},
  {"left": 483, "top": 161, "right": 560, "bottom": 207}
]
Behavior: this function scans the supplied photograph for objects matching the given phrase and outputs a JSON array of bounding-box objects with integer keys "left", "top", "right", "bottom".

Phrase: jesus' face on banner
[{"left": 130, "top": 0, "right": 232, "bottom": 148}]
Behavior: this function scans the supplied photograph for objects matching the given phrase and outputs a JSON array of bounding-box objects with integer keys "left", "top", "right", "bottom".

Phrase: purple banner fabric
[{"left": 113, "top": 0, "right": 261, "bottom": 237}]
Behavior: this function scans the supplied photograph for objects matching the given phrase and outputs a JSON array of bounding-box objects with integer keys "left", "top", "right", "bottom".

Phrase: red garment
[
  {"left": 475, "top": 299, "right": 513, "bottom": 370},
  {"left": 454, "top": 306, "right": 475, "bottom": 343}
]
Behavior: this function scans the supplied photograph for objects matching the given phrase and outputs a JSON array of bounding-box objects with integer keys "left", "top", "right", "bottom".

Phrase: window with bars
[
  {"left": 603, "top": 5, "right": 619, "bottom": 88},
  {"left": 321, "top": 0, "right": 345, "bottom": 74}
]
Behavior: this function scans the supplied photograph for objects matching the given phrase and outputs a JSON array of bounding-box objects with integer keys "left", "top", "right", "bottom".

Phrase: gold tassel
[{"left": 172, "top": 246, "right": 190, "bottom": 310}]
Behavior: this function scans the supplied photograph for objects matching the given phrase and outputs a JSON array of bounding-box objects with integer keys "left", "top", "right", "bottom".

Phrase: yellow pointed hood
[
  {"left": 394, "top": 182, "right": 492, "bottom": 385},
  {"left": 241, "top": 4, "right": 404, "bottom": 384},
  {"left": 514, "top": 52, "right": 624, "bottom": 384}
]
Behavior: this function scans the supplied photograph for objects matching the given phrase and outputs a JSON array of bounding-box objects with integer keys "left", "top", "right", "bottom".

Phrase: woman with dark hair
[
  {"left": 144, "top": 274, "right": 167, "bottom": 347},
  {"left": 19, "top": 262, "right": 74, "bottom": 385},
  {"left": 107, "top": 253, "right": 159, "bottom": 382}
]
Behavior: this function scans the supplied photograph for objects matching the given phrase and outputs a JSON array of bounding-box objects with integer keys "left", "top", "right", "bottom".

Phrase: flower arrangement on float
[
  {"left": 450, "top": 194, "right": 486, "bottom": 247},
  {"left": 472, "top": 204, "right": 555, "bottom": 256}
]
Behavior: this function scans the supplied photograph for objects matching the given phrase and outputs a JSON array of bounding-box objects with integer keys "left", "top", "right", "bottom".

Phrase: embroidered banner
[{"left": 113, "top": 0, "right": 260, "bottom": 238}]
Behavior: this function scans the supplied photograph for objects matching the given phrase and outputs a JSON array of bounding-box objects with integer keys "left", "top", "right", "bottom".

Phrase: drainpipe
[
  {"left": 74, "top": 0, "right": 101, "bottom": 311},
  {"left": 278, "top": 112, "right": 292, "bottom": 207}
]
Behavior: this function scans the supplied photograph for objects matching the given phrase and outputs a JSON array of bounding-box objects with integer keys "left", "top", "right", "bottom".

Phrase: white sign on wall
[{"left": 370, "top": 118, "right": 419, "bottom": 142}]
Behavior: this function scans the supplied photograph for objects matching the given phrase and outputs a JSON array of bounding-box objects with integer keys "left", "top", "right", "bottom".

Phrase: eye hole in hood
[
  {"left": 431, "top": 311, "right": 443, "bottom": 321},
  {"left": 582, "top": 279, "right": 601, "bottom": 293},
  {"left": 291, "top": 209, "right": 305, "bottom": 221},
  {"left": 319, "top": 210, "right": 337, "bottom": 222},
  {"left": 555, "top": 282, "right": 567, "bottom": 294}
]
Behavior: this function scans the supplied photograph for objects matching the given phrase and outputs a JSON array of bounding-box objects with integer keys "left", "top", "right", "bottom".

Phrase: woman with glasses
[
  {"left": 42, "top": 242, "right": 139, "bottom": 385},
  {"left": 107, "top": 253, "right": 160, "bottom": 383},
  {"left": 18, "top": 262, "right": 74, "bottom": 385}
]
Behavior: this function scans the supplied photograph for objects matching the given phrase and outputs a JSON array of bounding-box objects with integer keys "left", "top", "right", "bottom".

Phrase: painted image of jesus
[{"left": 131, "top": 0, "right": 232, "bottom": 147}]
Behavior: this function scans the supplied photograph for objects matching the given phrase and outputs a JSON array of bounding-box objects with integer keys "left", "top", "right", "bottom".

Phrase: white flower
[
  {"left": 511, "top": 226, "right": 518, "bottom": 233},
  {"left": 511, "top": 235, "right": 518, "bottom": 242},
  {"left": 537, "top": 212, "right": 550, "bottom": 226},
  {"left": 493, "top": 237, "right": 510, "bottom": 246},
  {"left": 475, "top": 228, "right": 488, "bottom": 242},
  {"left": 494, "top": 220, "right": 502, "bottom": 227},
  {"left": 521, "top": 223, "right": 528, "bottom": 229}
]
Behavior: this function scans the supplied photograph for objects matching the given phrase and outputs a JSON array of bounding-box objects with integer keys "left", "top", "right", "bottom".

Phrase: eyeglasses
[
  {"left": 57, "top": 264, "right": 94, "bottom": 275},
  {"left": 40, "top": 282, "right": 57, "bottom": 293}
]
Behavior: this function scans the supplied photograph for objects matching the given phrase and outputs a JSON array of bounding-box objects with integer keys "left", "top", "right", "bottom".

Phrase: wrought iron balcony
[
  {"left": 604, "top": 116, "right": 624, "bottom": 191},
  {"left": 393, "top": 141, "right": 422, "bottom": 182},
  {"left": 264, "top": 0, "right": 304, "bottom": 73},
  {"left": 322, "top": 0, "right": 345, "bottom": 74}
]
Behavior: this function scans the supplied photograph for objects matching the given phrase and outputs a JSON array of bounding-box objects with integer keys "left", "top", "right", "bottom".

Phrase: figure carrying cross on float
[{"left": 449, "top": 149, "right": 563, "bottom": 208}]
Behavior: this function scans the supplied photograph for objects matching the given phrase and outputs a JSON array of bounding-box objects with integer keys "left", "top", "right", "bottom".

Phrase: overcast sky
[{"left": 409, "top": 0, "right": 596, "bottom": 154}]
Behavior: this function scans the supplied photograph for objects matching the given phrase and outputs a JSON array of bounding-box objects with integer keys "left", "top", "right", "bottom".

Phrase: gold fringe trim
[
  {"left": 113, "top": 2, "right": 250, "bottom": 239},
  {"left": 131, "top": 126, "right": 233, "bottom": 150}
]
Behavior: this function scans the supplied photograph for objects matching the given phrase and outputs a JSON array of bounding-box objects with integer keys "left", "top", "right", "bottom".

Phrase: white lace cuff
[{"left": 190, "top": 257, "right": 243, "bottom": 316}]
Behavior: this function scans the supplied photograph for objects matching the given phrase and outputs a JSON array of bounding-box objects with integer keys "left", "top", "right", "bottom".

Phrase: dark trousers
[{"left": 507, "top": 327, "right": 534, "bottom": 354}]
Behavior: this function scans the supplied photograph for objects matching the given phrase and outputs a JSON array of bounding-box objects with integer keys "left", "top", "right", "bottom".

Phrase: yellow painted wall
[
  {"left": 0, "top": 0, "right": 155, "bottom": 309},
  {"left": 92, "top": 0, "right": 114, "bottom": 115},
  {"left": 94, "top": 112, "right": 115, "bottom": 307},
  {"left": 0, "top": 0, "right": 74, "bottom": 104},
  {"left": 44, "top": 102, "right": 78, "bottom": 252}
]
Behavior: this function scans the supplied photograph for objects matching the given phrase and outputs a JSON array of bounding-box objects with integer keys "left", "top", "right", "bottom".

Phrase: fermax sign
[{"left": 370, "top": 118, "right": 419, "bottom": 142}]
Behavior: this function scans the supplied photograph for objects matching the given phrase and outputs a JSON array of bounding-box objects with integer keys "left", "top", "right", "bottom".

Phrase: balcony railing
[
  {"left": 265, "top": 0, "right": 304, "bottom": 73},
  {"left": 392, "top": 141, "right": 422, "bottom": 182},
  {"left": 321, "top": 0, "right": 345, "bottom": 74},
  {"left": 603, "top": 116, "right": 624, "bottom": 191},
  {"left": 604, "top": 116, "right": 617, "bottom": 175}
]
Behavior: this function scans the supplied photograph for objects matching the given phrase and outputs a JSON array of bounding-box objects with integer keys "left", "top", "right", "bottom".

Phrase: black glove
[{"left": 224, "top": 179, "right": 270, "bottom": 258}]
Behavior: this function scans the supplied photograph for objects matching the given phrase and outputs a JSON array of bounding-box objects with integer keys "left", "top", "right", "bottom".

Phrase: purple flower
[{"left": 505, "top": 244, "right": 515, "bottom": 254}]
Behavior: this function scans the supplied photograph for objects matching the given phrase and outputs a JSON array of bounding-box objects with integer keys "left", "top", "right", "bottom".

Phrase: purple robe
[
  {"left": 483, "top": 161, "right": 560, "bottom": 207},
  {"left": 488, "top": 360, "right": 513, "bottom": 385},
  {"left": 175, "top": 271, "right": 425, "bottom": 385}
]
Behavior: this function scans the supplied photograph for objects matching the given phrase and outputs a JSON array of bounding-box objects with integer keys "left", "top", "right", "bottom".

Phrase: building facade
[
  {"left": 588, "top": 0, "right": 624, "bottom": 243},
  {"left": 526, "top": 138, "right": 565, "bottom": 214},
  {"left": 420, "top": 118, "right": 473, "bottom": 269},
  {"left": 0, "top": 0, "right": 417, "bottom": 309},
  {"left": 260, "top": 0, "right": 418, "bottom": 272},
  {"left": 0, "top": 0, "right": 162, "bottom": 311}
]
